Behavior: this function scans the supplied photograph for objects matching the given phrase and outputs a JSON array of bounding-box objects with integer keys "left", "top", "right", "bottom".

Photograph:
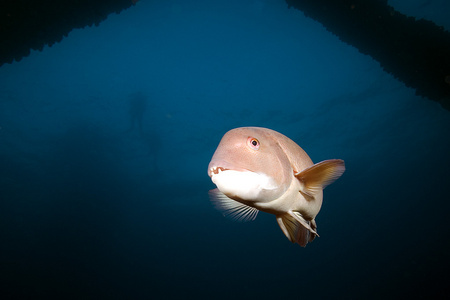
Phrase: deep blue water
[{"left": 1, "top": 0, "right": 450, "bottom": 299}]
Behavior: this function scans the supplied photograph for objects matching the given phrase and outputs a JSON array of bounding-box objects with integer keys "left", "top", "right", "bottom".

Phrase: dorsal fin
[
  {"left": 295, "top": 159, "right": 345, "bottom": 197},
  {"left": 208, "top": 189, "right": 259, "bottom": 222}
]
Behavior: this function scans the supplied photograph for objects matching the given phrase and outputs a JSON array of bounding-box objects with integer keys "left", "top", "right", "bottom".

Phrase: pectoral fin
[
  {"left": 295, "top": 159, "right": 345, "bottom": 198},
  {"left": 277, "top": 211, "right": 318, "bottom": 247},
  {"left": 208, "top": 189, "right": 259, "bottom": 222}
]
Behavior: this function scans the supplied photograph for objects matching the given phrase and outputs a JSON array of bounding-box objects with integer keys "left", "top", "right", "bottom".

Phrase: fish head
[{"left": 208, "top": 127, "right": 293, "bottom": 203}]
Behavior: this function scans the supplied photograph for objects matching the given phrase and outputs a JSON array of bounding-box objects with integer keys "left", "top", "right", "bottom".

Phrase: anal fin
[{"left": 277, "top": 211, "right": 318, "bottom": 247}]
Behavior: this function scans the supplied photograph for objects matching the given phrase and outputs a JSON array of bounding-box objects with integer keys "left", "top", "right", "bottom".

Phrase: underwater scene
[{"left": 1, "top": 0, "right": 449, "bottom": 299}]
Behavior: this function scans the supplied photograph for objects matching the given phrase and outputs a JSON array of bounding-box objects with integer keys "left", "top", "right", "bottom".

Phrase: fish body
[{"left": 207, "top": 127, "right": 345, "bottom": 247}]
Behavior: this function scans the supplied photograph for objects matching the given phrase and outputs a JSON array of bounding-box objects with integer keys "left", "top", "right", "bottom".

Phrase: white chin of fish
[{"left": 211, "top": 170, "right": 278, "bottom": 200}]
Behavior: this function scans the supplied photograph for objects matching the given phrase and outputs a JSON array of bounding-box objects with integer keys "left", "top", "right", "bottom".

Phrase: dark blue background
[{"left": 1, "top": 0, "right": 449, "bottom": 298}]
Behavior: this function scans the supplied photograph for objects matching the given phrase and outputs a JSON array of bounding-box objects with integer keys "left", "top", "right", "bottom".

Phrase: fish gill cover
[{"left": 0, "top": 0, "right": 449, "bottom": 299}]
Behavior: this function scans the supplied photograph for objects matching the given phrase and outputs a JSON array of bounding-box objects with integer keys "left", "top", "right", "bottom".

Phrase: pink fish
[{"left": 208, "top": 127, "right": 345, "bottom": 247}]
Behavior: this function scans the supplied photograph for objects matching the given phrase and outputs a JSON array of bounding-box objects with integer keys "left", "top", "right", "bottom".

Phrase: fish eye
[{"left": 247, "top": 137, "right": 260, "bottom": 150}]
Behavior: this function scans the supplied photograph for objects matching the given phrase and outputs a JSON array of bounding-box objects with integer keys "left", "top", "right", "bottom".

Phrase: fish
[{"left": 207, "top": 127, "right": 345, "bottom": 247}]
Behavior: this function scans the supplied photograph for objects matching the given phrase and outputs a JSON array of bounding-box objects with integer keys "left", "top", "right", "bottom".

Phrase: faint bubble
[{"left": 445, "top": 75, "right": 450, "bottom": 85}]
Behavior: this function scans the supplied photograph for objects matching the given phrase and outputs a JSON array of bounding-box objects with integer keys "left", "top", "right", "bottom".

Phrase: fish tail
[{"left": 276, "top": 212, "right": 318, "bottom": 247}]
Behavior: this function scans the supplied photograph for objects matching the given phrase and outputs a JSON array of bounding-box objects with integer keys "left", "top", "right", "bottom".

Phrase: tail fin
[{"left": 277, "top": 212, "right": 318, "bottom": 247}]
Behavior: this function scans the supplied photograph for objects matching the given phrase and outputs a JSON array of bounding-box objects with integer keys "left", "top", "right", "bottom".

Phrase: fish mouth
[
  {"left": 208, "top": 166, "right": 229, "bottom": 177},
  {"left": 208, "top": 165, "right": 251, "bottom": 177}
]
